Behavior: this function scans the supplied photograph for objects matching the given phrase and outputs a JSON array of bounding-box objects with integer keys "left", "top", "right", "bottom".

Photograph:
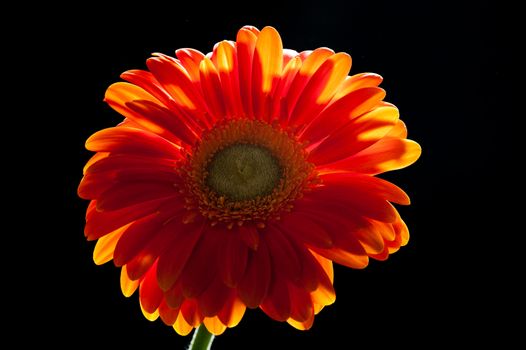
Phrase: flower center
[
  {"left": 206, "top": 143, "right": 282, "bottom": 201},
  {"left": 182, "top": 120, "right": 318, "bottom": 228}
]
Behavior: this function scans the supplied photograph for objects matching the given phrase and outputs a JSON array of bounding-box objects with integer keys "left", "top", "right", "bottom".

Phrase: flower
[{"left": 79, "top": 25, "right": 421, "bottom": 336}]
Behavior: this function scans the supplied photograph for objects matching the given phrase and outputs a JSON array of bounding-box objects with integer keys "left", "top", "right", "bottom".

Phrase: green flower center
[{"left": 206, "top": 143, "right": 283, "bottom": 201}]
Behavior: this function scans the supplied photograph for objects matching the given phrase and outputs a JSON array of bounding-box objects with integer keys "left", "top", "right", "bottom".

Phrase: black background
[{"left": 43, "top": 0, "right": 514, "bottom": 347}]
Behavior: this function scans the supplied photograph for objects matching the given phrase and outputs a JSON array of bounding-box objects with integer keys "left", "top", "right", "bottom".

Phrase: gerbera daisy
[{"left": 79, "top": 25, "right": 421, "bottom": 337}]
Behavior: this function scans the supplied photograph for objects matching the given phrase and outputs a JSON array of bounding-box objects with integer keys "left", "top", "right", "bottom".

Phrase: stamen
[{"left": 181, "top": 120, "right": 317, "bottom": 227}]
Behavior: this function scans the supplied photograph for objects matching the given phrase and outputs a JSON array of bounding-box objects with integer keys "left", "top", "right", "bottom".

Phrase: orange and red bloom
[{"left": 79, "top": 25, "right": 421, "bottom": 336}]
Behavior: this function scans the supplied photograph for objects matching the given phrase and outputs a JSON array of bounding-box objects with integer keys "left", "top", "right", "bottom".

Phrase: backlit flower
[{"left": 79, "top": 25, "right": 421, "bottom": 336}]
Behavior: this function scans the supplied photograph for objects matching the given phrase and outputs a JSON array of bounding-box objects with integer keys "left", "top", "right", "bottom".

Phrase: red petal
[
  {"left": 180, "top": 299, "right": 203, "bottom": 327},
  {"left": 238, "top": 225, "right": 260, "bottom": 250},
  {"left": 164, "top": 283, "right": 184, "bottom": 309},
  {"left": 156, "top": 221, "right": 204, "bottom": 291},
  {"left": 264, "top": 226, "right": 302, "bottom": 283},
  {"left": 219, "top": 232, "right": 248, "bottom": 287},
  {"left": 288, "top": 283, "right": 314, "bottom": 323},
  {"left": 126, "top": 213, "right": 187, "bottom": 280},
  {"left": 113, "top": 212, "right": 164, "bottom": 266},
  {"left": 308, "top": 105, "right": 399, "bottom": 165},
  {"left": 139, "top": 262, "right": 163, "bottom": 314},
  {"left": 274, "top": 212, "right": 333, "bottom": 249},
  {"left": 77, "top": 172, "right": 113, "bottom": 199},
  {"left": 308, "top": 185, "right": 397, "bottom": 223},
  {"left": 300, "top": 87, "right": 386, "bottom": 144},
  {"left": 158, "top": 299, "right": 180, "bottom": 326},
  {"left": 198, "top": 276, "right": 232, "bottom": 317},
  {"left": 238, "top": 240, "right": 271, "bottom": 308},
  {"left": 260, "top": 274, "right": 291, "bottom": 321},
  {"left": 180, "top": 226, "right": 223, "bottom": 298},
  {"left": 85, "top": 196, "right": 173, "bottom": 240},
  {"left": 320, "top": 172, "right": 410, "bottom": 205},
  {"left": 96, "top": 182, "right": 180, "bottom": 212}
]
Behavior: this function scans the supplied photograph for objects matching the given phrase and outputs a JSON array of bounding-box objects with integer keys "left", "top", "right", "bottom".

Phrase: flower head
[{"left": 79, "top": 25, "right": 421, "bottom": 336}]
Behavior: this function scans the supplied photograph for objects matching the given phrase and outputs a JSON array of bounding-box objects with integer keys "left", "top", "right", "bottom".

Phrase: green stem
[{"left": 188, "top": 325, "right": 215, "bottom": 350}]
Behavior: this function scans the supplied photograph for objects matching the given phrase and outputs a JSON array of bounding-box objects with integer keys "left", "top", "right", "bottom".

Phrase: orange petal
[
  {"left": 283, "top": 48, "right": 334, "bottom": 120},
  {"left": 271, "top": 56, "right": 302, "bottom": 121},
  {"left": 320, "top": 138, "right": 421, "bottom": 175},
  {"left": 334, "top": 72, "right": 383, "bottom": 100},
  {"left": 313, "top": 245, "right": 369, "bottom": 269},
  {"left": 92, "top": 224, "right": 129, "bottom": 265},
  {"left": 125, "top": 99, "right": 197, "bottom": 146},
  {"left": 252, "top": 26, "right": 283, "bottom": 120},
  {"left": 386, "top": 120, "right": 408, "bottom": 138},
  {"left": 308, "top": 105, "right": 399, "bottom": 165},
  {"left": 86, "top": 127, "right": 182, "bottom": 159},
  {"left": 199, "top": 57, "right": 226, "bottom": 121},
  {"left": 218, "top": 294, "right": 246, "bottom": 328},
  {"left": 215, "top": 40, "right": 243, "bottom": 118},
  {"left": 287, "top": 314, "right": 314, "bottom": 330},
  {"left": 120, "top": 265, "right": 139, "bottom": 297},
  {"left": 203, "top": 317, "right": 227, "bottom": 336},
  {"left": 289, "top": 52, "right": 352, "bottom": 126},
  {"left": 236, "top": 26, "right": 259, "bottom": 117},
  {"left": 104, "top": 82, "right": 159, "bottom": 119},
  {"left": 176, "top": 48, "right": 205, "bottom": 83},
  {"left": 253, "top": 26, "right": 283, "bottom": 94},
  {"left": 173, "top": 312, "right": 194, "bottom": 336},
  {"left": 121, "top": 70, "right": 204, "bottom": 136},
  {"left": 83, "top": 152, "right": 109, "bottom": 175},
  {"left": 147, "top": 55, "right": 211, "bottom": 128},
  {"left": 105, "top": 82, "right": 193, "bottom": 145},
  {"left": 300, "top": 87, "right": 386, "bottom": 144},
  {"left": 140, "top": 304, "right": 159, "bottom": 322}
]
